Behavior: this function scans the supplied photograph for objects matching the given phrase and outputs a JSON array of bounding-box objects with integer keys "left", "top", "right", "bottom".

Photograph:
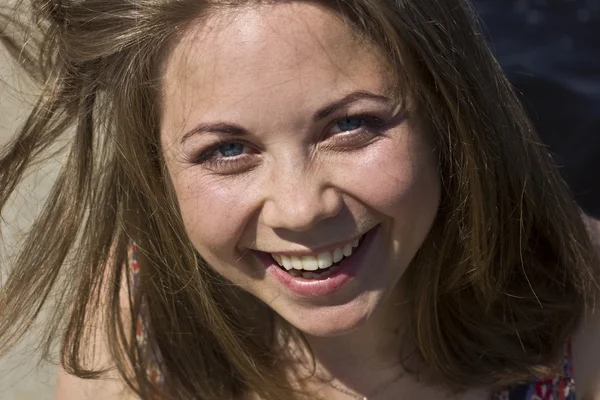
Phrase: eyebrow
[
  {"left": 179, "top": 90, "right": 392, "bottom": 144},
  {"left": 180, "top": 122, "right": 246, "bottom": 144},
  {"left": 313, "top": 90, "right": 391, "bottom": 121}
]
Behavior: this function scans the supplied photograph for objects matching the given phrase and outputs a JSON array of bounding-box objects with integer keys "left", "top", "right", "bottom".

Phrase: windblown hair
[{"left": 1, "top": 0, "right": 598, "bottom": 399}]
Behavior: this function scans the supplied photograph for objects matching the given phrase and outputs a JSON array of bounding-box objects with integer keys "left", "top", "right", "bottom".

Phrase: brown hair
[{"left": 1, "top": 0, "right": 598, "bottom": 399}]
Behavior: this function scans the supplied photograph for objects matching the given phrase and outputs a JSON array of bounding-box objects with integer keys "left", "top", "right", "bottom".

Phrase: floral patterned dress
[
  {"left": 129, "top": 245, "right": 576, "bottom": 400},
  {"left": 492, "top": 342, "right": 576, "bottom": 400}
]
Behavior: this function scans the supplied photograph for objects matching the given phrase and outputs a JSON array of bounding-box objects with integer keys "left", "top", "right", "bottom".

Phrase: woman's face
[{"left": 160, "top": 3, "right": 440, "bottom": 337}]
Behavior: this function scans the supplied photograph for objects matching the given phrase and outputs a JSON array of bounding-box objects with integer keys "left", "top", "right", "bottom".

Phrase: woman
[{"left": 1, "top": 1, "right": 599, "bottom": 399}]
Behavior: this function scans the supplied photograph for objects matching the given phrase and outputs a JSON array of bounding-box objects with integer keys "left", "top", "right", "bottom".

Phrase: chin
[{"left": 279, "top": 293, "right": 382, "bottom": 337}]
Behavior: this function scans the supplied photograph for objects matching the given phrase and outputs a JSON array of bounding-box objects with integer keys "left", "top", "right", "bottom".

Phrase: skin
[{"left": 160, "top": 3, "right": 442, "bottom": 398}]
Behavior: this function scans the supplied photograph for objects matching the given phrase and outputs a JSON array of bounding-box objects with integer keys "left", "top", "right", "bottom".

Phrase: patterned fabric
[
  {"left": 491, "top": 341, "right": 576, "bottom": 400},
  {"left": 128, "top": 245, "right": 576, "bottom": 399},
  {"left": 129, "top": 245, "right": 164, "bottom": 391}
]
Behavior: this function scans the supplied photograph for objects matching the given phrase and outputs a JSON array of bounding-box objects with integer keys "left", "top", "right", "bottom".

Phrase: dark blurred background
[{"left": 474, "top": 0, "right": 600, "bottom": 219}]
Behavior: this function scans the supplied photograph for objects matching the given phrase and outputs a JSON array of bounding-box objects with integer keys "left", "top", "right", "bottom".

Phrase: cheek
[
  {"left": 169, "top": 169, "right": 258, "bottom": 260},
  {"left": 337, "top": 133, "right": 441, "bottom": 221},
  {"left": 374, "top": 152, "right": 439, "bottom": 221}
]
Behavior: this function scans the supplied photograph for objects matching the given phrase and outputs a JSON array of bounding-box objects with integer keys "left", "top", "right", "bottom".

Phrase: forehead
[{"left": 160, "top": 3, "right": 393, "bottom": 138}]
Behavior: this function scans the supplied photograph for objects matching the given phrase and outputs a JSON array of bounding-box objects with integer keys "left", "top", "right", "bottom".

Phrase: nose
[{"left": 261, "top": 163, "right": 343, "bottom": 232}]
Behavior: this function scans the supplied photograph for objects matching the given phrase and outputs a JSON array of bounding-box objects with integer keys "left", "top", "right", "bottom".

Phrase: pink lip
[{"left": 253, "top": 225, "right": 380, "bottom": 298}]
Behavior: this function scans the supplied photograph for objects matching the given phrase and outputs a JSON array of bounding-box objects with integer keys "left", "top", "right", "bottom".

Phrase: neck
[{"left": 288, "top": 286, "right": 413, "bottom": 396}]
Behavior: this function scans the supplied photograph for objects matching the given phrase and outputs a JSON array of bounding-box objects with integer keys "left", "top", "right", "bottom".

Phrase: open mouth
[{"left": 269, "top": 233, "right": 367, "bottom": 280}]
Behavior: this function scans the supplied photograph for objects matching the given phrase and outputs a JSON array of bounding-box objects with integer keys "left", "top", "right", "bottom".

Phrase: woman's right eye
[
  {"left": 215, "top": 142, "right": 245, "bottom": 158},
  {"left": 192, "top": 141, "right": 257, "bottom": 173}
]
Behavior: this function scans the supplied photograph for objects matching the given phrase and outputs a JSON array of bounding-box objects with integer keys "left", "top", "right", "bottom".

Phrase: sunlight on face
[{"left": 160, "top": 3, "right": 441, "bottom": 336}]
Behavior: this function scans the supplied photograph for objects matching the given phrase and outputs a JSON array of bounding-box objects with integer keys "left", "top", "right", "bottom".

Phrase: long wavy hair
[{"left": 1, "top": 0, "right": 598, "bottom": 399}]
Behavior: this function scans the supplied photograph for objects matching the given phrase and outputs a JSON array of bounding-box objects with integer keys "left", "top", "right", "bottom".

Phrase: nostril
[{"left": 261, "top": 181, "right": 343, "bottom": 232}]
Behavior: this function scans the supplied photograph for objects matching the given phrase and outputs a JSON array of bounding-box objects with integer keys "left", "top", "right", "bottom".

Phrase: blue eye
[
  {"left": 216, "top": 142, "right": 245, "bottom": 157},
  {"left": 335, "top": 117, "right": 364, "bottom": 132}
]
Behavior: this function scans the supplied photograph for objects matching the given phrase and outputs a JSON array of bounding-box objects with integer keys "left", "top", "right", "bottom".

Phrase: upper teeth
[{"left": 271, "top": 239, "right": 360, "bottom": 271}]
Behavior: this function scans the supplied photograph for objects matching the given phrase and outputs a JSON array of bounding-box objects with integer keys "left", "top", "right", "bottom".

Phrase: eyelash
[
  {"left": 325, "top": 114, "right": 386, "bottom": 146},
  {"left": 191, "top": 138, "right": 254, "bottom": 171},
  {"left": 192, "top": 114, "right": 387, "bottom": 171}
]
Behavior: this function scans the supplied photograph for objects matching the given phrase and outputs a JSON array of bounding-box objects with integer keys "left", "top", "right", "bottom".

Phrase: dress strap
[{"left": 128, "top": 244, "right": 165, "bottom": 391}]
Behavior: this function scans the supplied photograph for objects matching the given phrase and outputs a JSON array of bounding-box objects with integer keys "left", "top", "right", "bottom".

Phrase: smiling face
[{"left": 160, "top": 3, "right": 441, "bottom": 337}]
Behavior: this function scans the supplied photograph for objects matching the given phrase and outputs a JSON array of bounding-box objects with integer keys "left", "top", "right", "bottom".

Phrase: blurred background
[
  {"left": 476, "top": 0, "right": 600, "bottom": 220},
  {"left": 0, "top": 0, "right": 598, "bottom": 399},
  {"left": 0, "top": 27, "right": 58, "bottom": 400}
]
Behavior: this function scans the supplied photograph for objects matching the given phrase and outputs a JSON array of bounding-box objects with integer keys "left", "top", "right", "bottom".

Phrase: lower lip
[{"left": 254, "top": 225, "right": 380, "bottom": 298}]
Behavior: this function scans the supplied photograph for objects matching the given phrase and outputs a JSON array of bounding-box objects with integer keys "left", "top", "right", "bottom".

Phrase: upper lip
[{"left": 253, "top": 231, "right": 369, "bottom": 257}]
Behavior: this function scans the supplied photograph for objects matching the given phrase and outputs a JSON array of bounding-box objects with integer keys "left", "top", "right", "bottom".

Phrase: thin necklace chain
[{"left": 310, "top": 367, "right": 404, "bottom": 400}]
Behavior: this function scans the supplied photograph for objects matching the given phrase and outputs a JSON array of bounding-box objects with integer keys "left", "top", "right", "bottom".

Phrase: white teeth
[
  {"left": 332, "top": 248, "right": 343, "bottom": 263},
  {"left": 342, "top": 244, "right": 352, "bottom": 257},
  {"left": 291, "top": 256, "right": 303, "bottom": 270},
  {"left": 280, "top": 255, "right": 293, "bottom": 271},
  {"left": 317, "top": 252, "right": 333, "bottom": 269},
  {"left": 300, "top": 256, "right": 319, "bottom": 271},
  {"left": 270, "top": 235, "right": 363, "bottom": 274}
]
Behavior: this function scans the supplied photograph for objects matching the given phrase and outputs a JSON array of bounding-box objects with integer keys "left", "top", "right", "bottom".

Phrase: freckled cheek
[
  {"left": 339, "top": 146, "right": 440, "bottom": 221},
  {"left": 172, "top": 174, "right": 259, "bottom": 262}
]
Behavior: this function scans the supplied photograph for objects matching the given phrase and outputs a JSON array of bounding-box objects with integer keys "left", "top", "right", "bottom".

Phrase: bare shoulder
[
  {"left": 55, "top": 254, "right": 138, "bottom": 400},
  {"left": 573, "top": 309, "right": 600, "bottom": 399},
  {"left": 572, "top": 215, "right": 600, "bottom": 399}
]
